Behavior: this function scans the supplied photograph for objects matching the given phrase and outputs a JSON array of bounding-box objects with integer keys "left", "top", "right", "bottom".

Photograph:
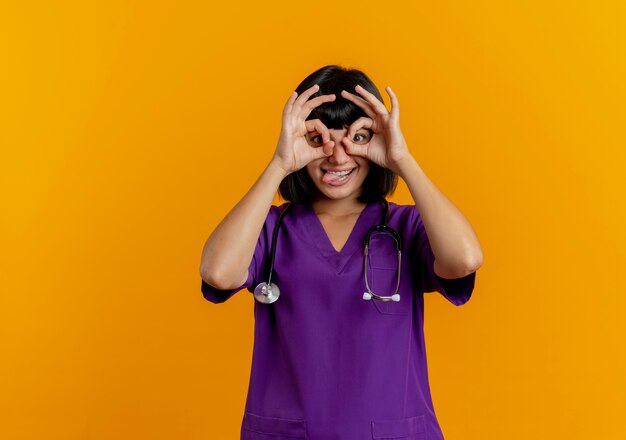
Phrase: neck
[{"left": 311, "top": 196, "right": 367, "bottom": 217}]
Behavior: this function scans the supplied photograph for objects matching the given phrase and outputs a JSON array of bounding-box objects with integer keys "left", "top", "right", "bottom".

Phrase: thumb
[{"left": 343, "top": 137, "right": 368, "bottom": 158}]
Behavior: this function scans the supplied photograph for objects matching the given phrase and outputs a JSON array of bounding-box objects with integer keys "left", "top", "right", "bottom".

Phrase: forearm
[
  {"left": 395, "top": 154, "right": 483, "bottom": 278},
  {"left": 200, "top": 159, "right": 288, "bottom": 289}
]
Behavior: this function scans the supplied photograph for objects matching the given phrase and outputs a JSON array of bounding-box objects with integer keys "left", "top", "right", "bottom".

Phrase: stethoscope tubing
[
  {"left": 266, "top": 202, "right": 293, "bottom": 287},
  {"left": 362, "top": 200, "right": 403, "bottom": 301},
  {"left": 255, "top": 199, "right": 402, "bottom": 303}
]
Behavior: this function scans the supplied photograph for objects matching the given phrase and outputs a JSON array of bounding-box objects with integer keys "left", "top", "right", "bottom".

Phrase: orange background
[{"left": 1, "top": 1, "right": 625, "bottom": 439}]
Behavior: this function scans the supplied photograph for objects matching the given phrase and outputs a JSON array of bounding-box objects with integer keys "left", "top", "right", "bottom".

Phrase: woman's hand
[
  {"left": 272, "top": 84, "right": 336, "bottom": 175},
  {"left": 340, "top": 85, "right": 412, "bottom": 175}
]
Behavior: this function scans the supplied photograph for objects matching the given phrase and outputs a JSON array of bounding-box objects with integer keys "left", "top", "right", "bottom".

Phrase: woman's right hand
[{"left": 272, "top": 84, "right": 336, "bottom": 175}]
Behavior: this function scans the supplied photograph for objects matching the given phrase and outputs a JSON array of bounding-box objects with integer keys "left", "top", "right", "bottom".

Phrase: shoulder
[
  {"left": 386, "top": 202, "right": 424, "bottom": 240},
  {"left": 387, "top": 201, "right": 417, "bottom": 221},
  {"left": 267, "top": 201, "right": 307, "bottom": 225},
  {"left": 268, "top": 202, "right": 291, "bottom": 216},
  {"left": 388, "top": 201, "right": 427, "bottom": 223},
  {"left": 256, "top": 204, "right": 285, "bottom": 232},
  {"left": 388, "top": 201, "right": 412, "bottom": 211}
]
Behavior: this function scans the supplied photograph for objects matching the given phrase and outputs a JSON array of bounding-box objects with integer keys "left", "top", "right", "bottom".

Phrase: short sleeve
[
  {"left": 410, "top": 205, "right": 477, "bottom": 306},
  {"left": 201, "top": 205, "right": 282, "bottom": 304}
]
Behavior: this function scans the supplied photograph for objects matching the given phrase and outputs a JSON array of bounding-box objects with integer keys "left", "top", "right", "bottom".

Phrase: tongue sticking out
[
  {"left": 322, "top": 170, "right": 352, "bottom": 185},
  {"left": 322, "top": 173, "right": 342, "bottom": 185}
]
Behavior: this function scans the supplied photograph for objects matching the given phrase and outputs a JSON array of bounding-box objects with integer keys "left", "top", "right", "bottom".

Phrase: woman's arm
[
  {"left": 339, "top": 85, "right": 483, "bottom": 279},
  {"left": 199, "top": 159, "right": 288, "bottom": 290},
  {"left": 200, "top": 84, "right": 336, "bottom": 290},
  {"left": 397, "top": 154, "right": 483, "bottom": 279}
]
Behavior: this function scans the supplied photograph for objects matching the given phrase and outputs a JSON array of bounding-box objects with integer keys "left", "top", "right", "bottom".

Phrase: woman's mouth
[{"left": 321, "top": 168, "right": 356, "bottom": 186}]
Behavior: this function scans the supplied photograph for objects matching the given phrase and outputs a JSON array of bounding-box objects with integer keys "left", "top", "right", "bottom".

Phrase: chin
[{"left": 318, "top": 190, "right": 354, "bottom": 200}]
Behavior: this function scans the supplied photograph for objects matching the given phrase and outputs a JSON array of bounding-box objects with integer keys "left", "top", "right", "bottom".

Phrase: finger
[
  {"left": 292, "top": 83, "right": 320, "bottom": 112},
  {"left": 340, "top": 90, "right": 377, "bottom": 119},
  {"left": 346, "top": 116, "right": 373, "bottom": 141},
  {"left": 342, "top": 137, "right": 368, "bottom": 158},
  {"left": 304, "top": 119, "right": 331, "bottom": 144},
  {"left": 312, "top": 139, "right": 335, "bottom": 159},
  {"left": 299, "top": 93, "right": 336, "bottom": 120},
  {"left": 386, "top": 85, "right": 399, "bottom": 119},
  {"left": 355, "top": 84, "right": 389, "bottom": 116},
  {"left": 323, "top": 140, "right": 335, "bottom": 156},
  {"left": 283, "top": 91, "right": 298, "bottom": 117}
]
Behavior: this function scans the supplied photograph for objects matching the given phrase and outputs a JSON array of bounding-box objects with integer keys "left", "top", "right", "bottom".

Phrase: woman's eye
[
  {"left": 306, "top": 134, "right": 322, "bottom": 145},
  {"left": 354, "top": 133, "right": 370, "bottom": 143}
]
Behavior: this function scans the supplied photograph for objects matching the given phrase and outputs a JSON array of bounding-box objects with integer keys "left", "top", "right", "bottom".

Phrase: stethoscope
[{"left": 253, "top": 199, "right": 403, "bottom": 304}]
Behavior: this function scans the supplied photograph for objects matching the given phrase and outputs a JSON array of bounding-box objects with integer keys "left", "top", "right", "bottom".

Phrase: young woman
[{"left": 200, "top": 65, "right": 483, "bottom": 440}]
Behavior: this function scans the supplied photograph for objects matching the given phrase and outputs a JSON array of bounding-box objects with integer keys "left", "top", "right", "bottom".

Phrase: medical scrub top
[{"left": 201, "top": 200, "right": 477, "bottom": 440}]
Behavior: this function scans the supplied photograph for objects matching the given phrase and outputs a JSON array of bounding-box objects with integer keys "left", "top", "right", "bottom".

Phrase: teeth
[{"left": 326, "top": 169, "right": 354, "bottom": 176}]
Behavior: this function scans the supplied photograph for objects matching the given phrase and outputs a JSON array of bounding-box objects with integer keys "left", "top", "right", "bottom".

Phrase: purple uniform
[{"left": 202, "top": 201, "right": 477, "bottom": 440}]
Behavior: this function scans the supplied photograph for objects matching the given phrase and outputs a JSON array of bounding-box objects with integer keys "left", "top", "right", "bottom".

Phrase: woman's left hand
[{"left": 340, "top": 85, "right": 412, "bottom": 175}]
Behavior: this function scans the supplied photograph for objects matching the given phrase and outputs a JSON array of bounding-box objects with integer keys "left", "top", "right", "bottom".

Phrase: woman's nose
[
  {"left": 328, "top": 139, "right": 350, "bottom": 163},
  {"left": 328, "top": 131, "right": 350, "bottom": 163}
]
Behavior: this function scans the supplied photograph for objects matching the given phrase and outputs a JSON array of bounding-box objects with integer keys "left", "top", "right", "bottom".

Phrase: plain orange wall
[{"left": 1, "top": 1, "right": 625, "bottom": 439}]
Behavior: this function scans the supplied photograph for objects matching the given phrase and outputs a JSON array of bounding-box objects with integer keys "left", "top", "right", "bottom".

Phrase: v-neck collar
[{"left": 300, "top": 201, "right": 380, "bottom": 273}]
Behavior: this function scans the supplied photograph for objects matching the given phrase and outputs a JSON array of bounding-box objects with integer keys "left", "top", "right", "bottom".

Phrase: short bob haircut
[{"left": 278, "top": 65, "right": 398, "bottom": 205}]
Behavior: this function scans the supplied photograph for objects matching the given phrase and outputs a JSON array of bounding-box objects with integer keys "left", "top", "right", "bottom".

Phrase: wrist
[
  {"left": 268, "top": 157, "right": 291, "bottom": 179},
  {"left": 392, "top": 153, "right": 418, "bottom": 178}
]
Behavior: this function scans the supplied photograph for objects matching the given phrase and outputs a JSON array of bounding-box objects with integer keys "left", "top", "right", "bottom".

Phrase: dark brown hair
[{"left": 278, "top": 65, "right": 398, "bottom": 204}]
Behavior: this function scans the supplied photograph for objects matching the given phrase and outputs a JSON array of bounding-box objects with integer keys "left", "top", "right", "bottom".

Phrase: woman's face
[{"left": 305, "top": 125, "right": 371, "bottom": 202}]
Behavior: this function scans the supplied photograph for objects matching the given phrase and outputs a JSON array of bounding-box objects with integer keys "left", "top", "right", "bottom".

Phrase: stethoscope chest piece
[
  {"left": 254, "top": 282, "right": 280, "bottom": 304},
  {"left": 252, "top": 203, "right": 293, "bottom": 304},
  {"left": 253, "top": 199, "right": 402, "bottom": 304},
  {"left": 363, "top": 291, "right": 400, "bottom": 302}
]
